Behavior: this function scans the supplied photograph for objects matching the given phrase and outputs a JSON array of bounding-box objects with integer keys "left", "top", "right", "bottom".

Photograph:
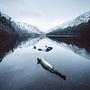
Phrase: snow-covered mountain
[
  {"left": 47, "top": 11, "right": 90, "bottom": 34},
  {"left": 0, "top": 11, "right": 43, "bottom": 36},
  {"left": 0, "top": 11, "right": 18, "bottom": 35},
  {"left": 0, "top": 11, "right": 11, "bottom": 20},
  {"left": 17, "top": 22, "right": 43, "bottom": 35}
]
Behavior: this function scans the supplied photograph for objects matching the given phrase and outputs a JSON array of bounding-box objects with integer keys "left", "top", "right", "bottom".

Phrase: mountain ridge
[
  {"left": 0, "top": 11, "right": 43, "bottom": 36},
  {"left": 47, "top": 11, "right": 90, "bottom": 35},
  {"left": 17, "top": 22, "right": 43, "bottom": 35}
]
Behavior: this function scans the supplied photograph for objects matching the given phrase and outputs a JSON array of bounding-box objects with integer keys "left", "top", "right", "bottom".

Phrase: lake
[{"left": 0, "top": 36, "right": 90, "bottom": 90}]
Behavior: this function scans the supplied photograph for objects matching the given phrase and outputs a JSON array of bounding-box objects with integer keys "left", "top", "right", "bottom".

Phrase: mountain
[
  {"left": 0, "top": 11, "right": 43, "bottom": 36},
  {"left": 17, "top": 22, "right": 44, "bottom": 35},
  {"left": 47, "top": 11, "right": 90, "bottom": 37},
  {"left": 0, "top": 11, "right": 18, "bottom": 36}
]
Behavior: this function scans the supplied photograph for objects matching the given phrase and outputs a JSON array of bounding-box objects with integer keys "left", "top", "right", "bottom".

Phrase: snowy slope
[
  {"left": 47, "top": 11, "right": 90, "bottom": 33},
  {"left": 0, "top": 11, "right": 43, "bottom": 36},
  {"left": 17, "top": 22, "right": 43, "bottom": 34},
  {"left": 0, "top": 11, "right": 11, "bottom": 20},
  {"left": 0, "top": 11, "right": 18, "bottom": 35}
]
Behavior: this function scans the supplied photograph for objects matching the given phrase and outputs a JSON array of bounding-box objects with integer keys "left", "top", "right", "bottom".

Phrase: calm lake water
[{"left": 0, "top": 36, "right": 90, "bottom": 90}]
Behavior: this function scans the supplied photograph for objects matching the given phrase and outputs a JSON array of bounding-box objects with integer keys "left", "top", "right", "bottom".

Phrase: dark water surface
[{"left": 0, "top": 36, "right": 90, "bottom": 90}]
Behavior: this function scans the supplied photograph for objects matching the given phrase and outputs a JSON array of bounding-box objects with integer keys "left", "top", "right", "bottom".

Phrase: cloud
[
  {"left": 0, "top": 0, "right": 43, "bottom": 18},
  {"left": 19, "top": 10, "right": 41, "bottom": 18}
]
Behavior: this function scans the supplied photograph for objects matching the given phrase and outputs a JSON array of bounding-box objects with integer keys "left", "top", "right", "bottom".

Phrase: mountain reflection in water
[
  {"left": 48, "top": 36, "right": 90, "bottom": 60},
  {"left": 0, "top": 36, "right": 90, "bottom": 90},
  {"left": 0, "top": 36, "right": 43, "bottom": 63}
]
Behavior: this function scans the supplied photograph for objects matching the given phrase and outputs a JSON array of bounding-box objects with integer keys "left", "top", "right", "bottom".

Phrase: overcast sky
[{"left": 0, "top": 0, "right": 90, "bottom": 32}]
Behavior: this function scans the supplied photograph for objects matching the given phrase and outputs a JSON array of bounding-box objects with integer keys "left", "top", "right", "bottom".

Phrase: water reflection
[
  {"left": 0, "top": 36, "right": 90, "bottom": 90},
  {"left": 0, "top": 36, "right": 18, "bottom": 62},
  {"left": 0, "top": 36, "right": 43, "bottom": 63},
  {"left": 48, "top": 36, "right": 90, "bottom": 60}
]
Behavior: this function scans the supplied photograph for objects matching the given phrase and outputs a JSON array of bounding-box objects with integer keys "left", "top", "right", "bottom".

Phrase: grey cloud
[{"left": 20, "top": 10, "right": 41, "bottom": 18}]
